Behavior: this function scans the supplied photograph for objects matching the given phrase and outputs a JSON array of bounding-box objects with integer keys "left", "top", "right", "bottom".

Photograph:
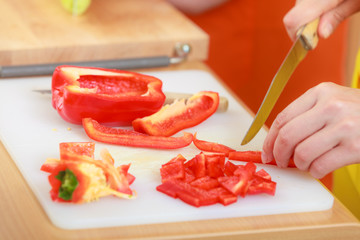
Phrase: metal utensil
[{"left": 0, "top": 43, "right": 191, "bottom": 78}]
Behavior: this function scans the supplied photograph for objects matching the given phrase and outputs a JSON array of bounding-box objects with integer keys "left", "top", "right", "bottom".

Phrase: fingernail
[
  {"left": 261, "top": 151, "right": 268, "bottom": 163},
  {"left": 321, "top": 23, "right": 333, "bottom": 39}
]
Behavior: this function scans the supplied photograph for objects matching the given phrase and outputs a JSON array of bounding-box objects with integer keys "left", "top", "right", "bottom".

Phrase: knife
[
  {"left": 33, "top": 90, "right": 229, "bottom": 113},
  {"left": 241, "top": 18, "right": 319, "bottom": 145},
  {"left": 0, "top": 43, "right": 192, "bottom": 78},
  {"left": 0, "top": 56, "right": 184, "bottom": 78}
]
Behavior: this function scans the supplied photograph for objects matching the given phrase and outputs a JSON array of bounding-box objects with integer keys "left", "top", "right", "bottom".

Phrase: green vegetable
[{"left": 55, "top": 169, "right": 79, "bottom": 200}]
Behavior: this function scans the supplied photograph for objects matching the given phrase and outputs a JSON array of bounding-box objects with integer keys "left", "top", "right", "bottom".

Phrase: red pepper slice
[
  {"left": 132, "top": 91, "right": 220, "bottom": 137},
  {"left": 228, "top": 151, "right": 296, "bottom": 168},
  {"left": 52, "top": 65, "right": 165, "bottom": 125},
  {"left": 82, "top": 118, "right": 193, "bottom": 149},
  {"left": 192, "top": 133, "right": 235, "bottom": 156}
]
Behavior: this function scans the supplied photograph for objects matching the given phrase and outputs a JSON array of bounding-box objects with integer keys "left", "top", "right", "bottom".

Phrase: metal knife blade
[
  {"left": 33, "top": 90, "right": 229, "bottom": 113},
  {"left": 241, "top": 18, "right": 319, "bottom": 145},
  {"left": 0, "top": 43, "right": 192, "bottom": 78}
]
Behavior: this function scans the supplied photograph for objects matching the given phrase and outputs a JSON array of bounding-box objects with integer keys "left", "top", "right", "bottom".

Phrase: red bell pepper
[
  {"left": 41, "top": 142, "right": 135, "bottom": 203},
  {"left": 192, "top": 133, "right": 235, "bottom": 156},
  {"left": 52, "top": 65, "right": 165, "bottom": 125},
  {"left": 132, "top": 91, "right": 220, "bottom": 137},
  {"left": 82, "top": 118, "right": 193, "bottom": 149},
  {"left": 228, "top": 151, "right": 296, "bottom": 168}
]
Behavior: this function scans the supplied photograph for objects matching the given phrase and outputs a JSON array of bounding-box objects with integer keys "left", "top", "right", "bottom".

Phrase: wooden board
[
  {"left": 0, "top": 0, "right": 208, "bottom": 66},
  {"left": 0, "top": 69, "right": 333, "bottom": 230}
]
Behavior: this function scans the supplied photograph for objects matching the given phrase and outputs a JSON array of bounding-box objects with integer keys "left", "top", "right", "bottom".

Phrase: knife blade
[
  {"left": 241, "top": 18, "right": 319, "bottom": 145},
  {"left": 0, "top": 43, "right": 192, "bottom": 78},
  {"left": 33, "top": 90, "right": 229, "bottom": 113}
]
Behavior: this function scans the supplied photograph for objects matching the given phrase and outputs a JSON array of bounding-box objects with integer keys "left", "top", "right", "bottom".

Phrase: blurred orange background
[{"left": 184, "top": 0, "right": 349, "bottom": 190}]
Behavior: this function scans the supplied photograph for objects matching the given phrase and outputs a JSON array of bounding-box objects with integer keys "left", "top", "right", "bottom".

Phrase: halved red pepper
[
  {"left": 132, "top": 91, "right": 219, "bottom": 137},
  {"left": 82, "top": 118, "right": 193, "bottom": 149},
  {"left": 52, "top": 65, "right": 166, "bottom": 125}
]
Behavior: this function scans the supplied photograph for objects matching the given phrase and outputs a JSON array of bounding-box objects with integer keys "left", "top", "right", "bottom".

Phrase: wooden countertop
[
  {"left": 0, "top": 61, "right": 359, "bottom": 240},
  {"left": 0, "top": 0, "right": 208, "bottom": 66}
]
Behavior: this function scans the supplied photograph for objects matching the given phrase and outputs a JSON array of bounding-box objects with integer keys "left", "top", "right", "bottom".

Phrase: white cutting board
[{"left": 0, "top": 70, "right": 333, "bottom": 230}]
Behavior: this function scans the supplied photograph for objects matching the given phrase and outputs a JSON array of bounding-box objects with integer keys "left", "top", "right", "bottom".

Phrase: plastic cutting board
[{"left": 0, "top": 70, "right": 333, "bottom": 229}]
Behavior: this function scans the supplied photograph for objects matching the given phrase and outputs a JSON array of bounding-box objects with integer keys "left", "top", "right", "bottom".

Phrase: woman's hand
[
  {"left": 262, "top": 82, "right": 360, "bottom": 178},
  {"left": 284, "top": 0, "right": 360, "bottom": 40}
]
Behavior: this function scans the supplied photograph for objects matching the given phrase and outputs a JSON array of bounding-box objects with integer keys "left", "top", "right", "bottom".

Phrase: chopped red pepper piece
[
  {"left": 59, "top": 142, "right": 95, "bottom": 159},
  {"left": 192, "top": 133, "right": 235, "bottom": 156},
  {"left": 132, "top": 91, "right": 220, "bottom": 137},
  {"left": 205, "top": 154, "right": 225, "bottom": 178},
  {"left": 82, "top": 118, "right": 193, "bottom": 149},
  {"left": 208, "top": 187, "right": 238, "bottom": 206},
  {"left": 156, "top": 152, "right": 276, "bottom": 207},
  {"left": 255, "top": 169, "right": 272, "bottom": 181},
  {"left": 248, "top": 176, "right": 277, "bottom": 196},
  {"left": 218, "top": 168, "right": 250, "bottom": 198},
  {"left": 160, "top": 160, "right": 185, "bottom": 183},
  {"left": 190, "top": 176, "right": 220, "bottom": 190},
  {"left": 193, "top": 152, "right": 207, "bottom": 178},
  {"left": 223, "top": 161, "right": 238, "bottom": 176},
  {"left": 228, "top": 151, "right": 296, "bottom": 168},
  {"left": 117, "top": 164, "right": 136, "bottom": 185},
  {"left": 52, "top": 65, "right": 165, "bottom": 125}
]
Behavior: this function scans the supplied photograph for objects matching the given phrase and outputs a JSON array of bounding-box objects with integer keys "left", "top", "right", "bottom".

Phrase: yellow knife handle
[{"left": 297, "top": 18, "right": 320, "bottom": 50}]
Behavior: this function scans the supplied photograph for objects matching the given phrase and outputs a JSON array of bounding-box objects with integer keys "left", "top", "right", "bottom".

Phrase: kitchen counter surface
[
  {"left": 0, "top": 0, "right": 208, "bottom": 66},
  {"left": 0, "top": 61, "right": 359, "bottom": 240}
]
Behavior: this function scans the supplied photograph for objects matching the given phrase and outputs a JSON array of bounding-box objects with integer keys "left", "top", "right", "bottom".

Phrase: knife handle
[
  {"left": 297, "top": 18, "right": 320, "bottom": 50},
  {"left": 164, "top": 92, "right": 228, "bottom": 113}
]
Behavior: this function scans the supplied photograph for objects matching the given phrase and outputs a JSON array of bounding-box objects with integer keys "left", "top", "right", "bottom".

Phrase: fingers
[
  {"left": 318, "top": 0, "right": 360, "bottom": 38},
  {"left": 309, "top": 141, "right": 360, "bottom": 178},
  {"left": 302, "top": 115, "right": 360, "bottom": 178},
  {"left": 262, "top": 82, "right": 360, "bottom": 179},
  {"left": 262, "top": 86, "right": 318, "bottom": 165},
  {"left": 283, "top": 0, "right": 340, "bottom": 40},
  {"left": 292, "top": 120, "right": 343, "bottom": 171},
  {"left": 283, "top": 0, "right": 360, "bottom": 40},
  {"left": 272, "top": 106, "right": 329, "bottom": 168}
]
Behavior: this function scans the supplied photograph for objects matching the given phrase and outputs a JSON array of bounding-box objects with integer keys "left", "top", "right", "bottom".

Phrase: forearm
[{"left": 167, "top": 0, "right": 229, "bottom": 15}]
